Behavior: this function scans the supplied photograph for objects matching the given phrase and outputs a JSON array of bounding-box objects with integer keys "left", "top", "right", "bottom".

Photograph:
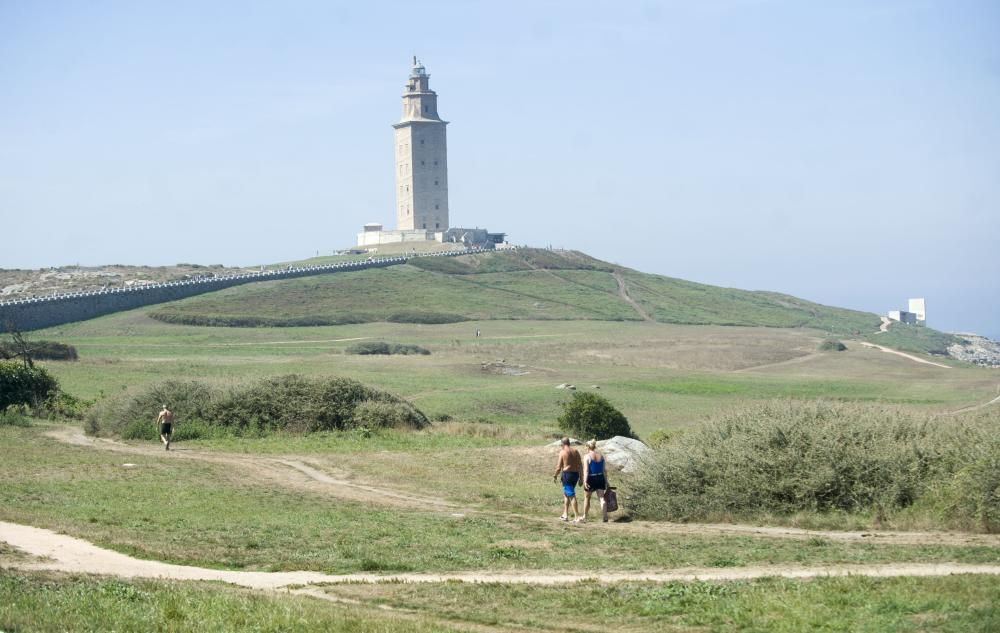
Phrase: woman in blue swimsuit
[{"left": 582, "top": 439, "right": 609, "bottom": 523}]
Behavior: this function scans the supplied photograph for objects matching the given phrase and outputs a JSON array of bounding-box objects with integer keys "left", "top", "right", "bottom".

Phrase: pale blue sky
[{"left": 2, "top": 1, "right": 998, "bottom": 338}]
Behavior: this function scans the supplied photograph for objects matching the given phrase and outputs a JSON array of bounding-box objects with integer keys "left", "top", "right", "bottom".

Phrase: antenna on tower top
[{"left": 412, "top": 55, "right": 417, "bottom": 65}]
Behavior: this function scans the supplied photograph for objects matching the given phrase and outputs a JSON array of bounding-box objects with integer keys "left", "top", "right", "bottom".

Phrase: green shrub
[
  {"left": 352, "top": 400, "right": 427, "bottom": 429},
  {"left": 149, "top": 312, "right": 371, "bottom": 328},
  {"left": 36, "top": 391, "right": 89, "bottom": 420},
  {"left": 645, "top": 429, "right": 671, "bottom": 448},
  {"left": 557, "top": 392, "right": 635, "bottom": 440},
  {"left": 934, "top": 431, "right": 1000, "bottom": 533},
  {"left": 0, "top": 406, "right": 31, "bottom": 427},
  {"left": 0, "top": 360, "right": 58, "bottom": 411},
  {"left": 818, "top": 339, "right": 847, "bottom": 352},
  {"left": 626, "top": 400, "right": 1000, "bottom": 531},
  {"left": 386, "top": 311, "right": 468, "bottom": 324},
  {"left": 0, "top": 340, "right": 78, "bottom": 361},
  {"left": 86, "top": 379, "right": 217, "bottom": 437},
  {"left": 87, "top": 375, "right": 427, "bottom": 438},
  {"left": 345, "top": 342, "right": 430, "bottom": 356}
]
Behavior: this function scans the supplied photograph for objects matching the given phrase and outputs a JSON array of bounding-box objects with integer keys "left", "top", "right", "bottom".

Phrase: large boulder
[{"left": 598, "top": 436, "right": 652, "bottom": 473}]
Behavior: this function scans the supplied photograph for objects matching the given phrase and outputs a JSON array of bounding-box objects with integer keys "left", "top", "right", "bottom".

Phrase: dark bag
[{"left": 604, "top": 487, "right": 618, "bottom": 513}]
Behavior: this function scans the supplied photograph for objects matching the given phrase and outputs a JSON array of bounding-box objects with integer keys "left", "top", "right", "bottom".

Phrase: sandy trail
[
  {"left": 733, "top": 351, "right": 824, "bottom": 373},
  {"left": 943, "top": 387, "right": 1000, "bottom": 415},
  {"left": 44, "top": 426, "right": 1000, "bottom": 548},
  {"left": 878, "top": 316, "right": 891, "bottom": 333},
  {"left": 45, "top": 427, "right": 460, "bottom": 512},
  {"left": 3, "top": 521, "right": 999, "bottom": 589},
  {"left": 857, "top": 341, "right": 952, "bottom": 369},
  {"left": 612, "top": 271, "right": 654, "bottom": 322}
]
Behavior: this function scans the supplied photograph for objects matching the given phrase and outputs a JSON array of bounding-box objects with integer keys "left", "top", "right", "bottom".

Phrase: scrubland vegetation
[
  {"left": 85, "top": 375, "right": 428, "bottom": 439},
  {"left": 345, "top": 341, "right": 431, "bottom": 355},
  {"left": 628, "top": 401, "right": 1000, "bottom": 532}
]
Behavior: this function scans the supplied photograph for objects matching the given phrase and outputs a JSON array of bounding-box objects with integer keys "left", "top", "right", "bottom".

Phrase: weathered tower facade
[{"left": 393, "top": 58, "right": 449, "bottom": 232}]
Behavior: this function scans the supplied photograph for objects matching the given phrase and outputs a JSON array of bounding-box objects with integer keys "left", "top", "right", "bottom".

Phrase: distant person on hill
[
  {"left": 552, "top": 437, "right": 583, "bottom": 522},
  {"left": 156, "top": 404, "right": 174, "bottom": 451},
  {"left": 582, "top": 439, "right": 609, "bottom": 523}
]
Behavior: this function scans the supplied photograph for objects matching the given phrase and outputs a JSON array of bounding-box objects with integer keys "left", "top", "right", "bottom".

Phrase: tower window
[
  {"left": 420, "top": 139, "right": 424, "bottom": 145},
  {"left": 422, "top": 223, "right": 426, "bottom": 229},
  {"left": 433, "top": 160, "right": 438, "bottom": 166},
  {"left": 434, "top": 180, "right": 438, "bottom": 186},
  {"left": 421, "top": 160, "right": 425, "bottom": 166},
  {"left": 435, "top": 204, "right": 439, "bottom": 210},
  {"left": 435, "top": 222, "right": 439, "bottom": 228}
]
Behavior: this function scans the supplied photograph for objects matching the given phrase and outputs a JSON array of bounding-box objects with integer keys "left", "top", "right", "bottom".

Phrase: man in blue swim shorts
[{"left": 552, "top": 437, "right": 583, "bottom": 522}]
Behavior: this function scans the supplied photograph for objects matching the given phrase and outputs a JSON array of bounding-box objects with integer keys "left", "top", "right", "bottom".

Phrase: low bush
[
  {"left": 626, "top": 400, "right": 1000, "bottom": 532},
  {"left": 386, "top": 311, "right": 468, "bottom": 324},
  {"left": 345, "top": 342, "right": 430, "bottom": 356},
  {"left": 557, "top": 392, "right": 635, "bottom": 440},
  {"left": 0, "top": 361, "right": 58, "bottom": 411},
  {"left": 645, "top": 429, "right": 671, "bottom": 448},
  {"left": 352, "top": 400, "right": 427, "bottom": 429},
  {"left": 36, "top": 391, "right": 90, "bottom": 420},
  {"left": 149, "top": 312, "right": 371, "bottom": 328},
  {"left": 818, "top": 339, "right": 847, "bottom": 352},
  {"left": 0, "top": 340, "right": 78, "bottom": 361},
  {"left": 0, "top": 405, "right": 31, "bottom": 427},
  {"left": 87, "top": 375, "right": 428, "bottom": 438}
]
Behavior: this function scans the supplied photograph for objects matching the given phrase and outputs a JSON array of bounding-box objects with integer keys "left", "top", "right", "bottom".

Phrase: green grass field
[
  {"left": 2, "top": 249, "right": 998, "bottom": 631},
  {"left": 2, "top": 570, "right": 997, "bottom": 632}
]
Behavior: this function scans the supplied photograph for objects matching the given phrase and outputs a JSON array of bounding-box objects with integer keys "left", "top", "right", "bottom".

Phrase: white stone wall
[
  {"left": 908, "top": 298, "right": 926, "bottom": 323},
  {"left": 357, "top": 229, "right": 435, "bottom": 247}
]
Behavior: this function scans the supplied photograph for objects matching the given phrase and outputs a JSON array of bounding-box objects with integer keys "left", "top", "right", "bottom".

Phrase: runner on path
[{"left": 156, "top": 404, "right": 174, "bottom": 451}]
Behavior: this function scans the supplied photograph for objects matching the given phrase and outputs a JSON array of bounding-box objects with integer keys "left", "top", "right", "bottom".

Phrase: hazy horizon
[{"left": 2, "top": 2, "right": 997, "bottom": 338}]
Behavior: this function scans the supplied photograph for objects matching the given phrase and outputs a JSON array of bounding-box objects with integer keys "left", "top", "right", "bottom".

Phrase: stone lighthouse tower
[{"left": 393, "top": 58, "right": 449, "bottom": 233}]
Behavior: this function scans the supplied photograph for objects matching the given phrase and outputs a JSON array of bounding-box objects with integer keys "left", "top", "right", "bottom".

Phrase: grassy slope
[{"left": 147, "top": 248, "right": 956, "bottom": 355}]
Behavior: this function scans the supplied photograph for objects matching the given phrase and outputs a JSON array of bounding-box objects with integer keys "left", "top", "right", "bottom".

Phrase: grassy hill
[{"left": 146, "top": 248, "right": 955, "bottom": 353}]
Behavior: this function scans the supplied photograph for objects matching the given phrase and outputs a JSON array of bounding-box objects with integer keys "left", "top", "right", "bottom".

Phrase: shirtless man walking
[
  {"left": 156, "top": 404, "right": 174, "bottom": 450},
  {"left": 552, "top": 437, "right": 583, "bottom": 522}
]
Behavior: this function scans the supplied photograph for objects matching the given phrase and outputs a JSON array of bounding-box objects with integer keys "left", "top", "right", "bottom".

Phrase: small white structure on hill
[{"left": 887, "top": 298, "right": 926, "bottom": 326}]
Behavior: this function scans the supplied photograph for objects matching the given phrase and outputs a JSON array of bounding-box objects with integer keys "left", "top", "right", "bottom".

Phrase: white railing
[{"left": 0, "top": 248, "right": 489, "bottom": 307}]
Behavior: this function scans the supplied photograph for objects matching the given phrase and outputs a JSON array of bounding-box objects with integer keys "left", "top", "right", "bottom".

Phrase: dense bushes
[
  {"left": 0, "top": 340, "right": 78, "bottom": 361},
  {"left": 385, "top": 311, "right": 468, "bottom": 324},
  {"left": 818, "top": 339, "right": 847, "bottom": 352},
  {"left": 86, "top": 375, "right": 428, "bottom": 440},
  {"left": 345, "top": 342, "right": 430, "bottom": 356},
  {"left": 149, "top": 312, "right": 370, "bottom": 327},
  {"left": 627, "top": 400, "right": 1000, "bottom": 532},
  {"left": 557, "top": 392, "right": 635, "bottom": 440},
  {"left": 0, "top": 361, "right": 59, "bottom": 411},
  {"left": 151, "top": 310, "right": 467, "bottom": 327}
]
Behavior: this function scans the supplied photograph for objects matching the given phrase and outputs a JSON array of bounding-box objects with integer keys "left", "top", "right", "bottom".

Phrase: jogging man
[{"left": 156, "top": 404, "right": 174, "bottom": 451}]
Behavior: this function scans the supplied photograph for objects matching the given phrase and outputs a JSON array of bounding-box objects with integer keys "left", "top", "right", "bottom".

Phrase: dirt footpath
[{"left": 3, "top": 520, "right": 999, "bottom": 589}]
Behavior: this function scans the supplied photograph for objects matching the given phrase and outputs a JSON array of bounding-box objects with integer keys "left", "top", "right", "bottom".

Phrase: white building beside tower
[{"left": 357, "top": 58, "right": 505, "bottom": 249}]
